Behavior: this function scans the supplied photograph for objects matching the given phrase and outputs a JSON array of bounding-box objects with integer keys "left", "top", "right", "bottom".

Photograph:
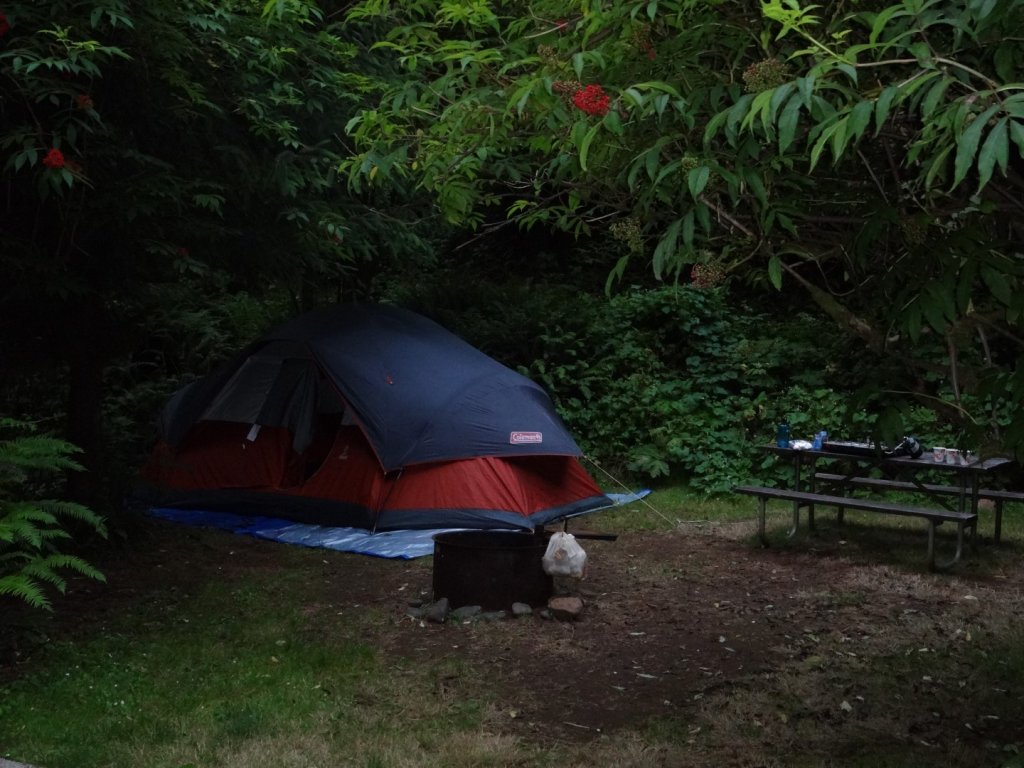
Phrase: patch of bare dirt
[{"left": 4, "top": 515, "right": 1024, "bottom": 762}]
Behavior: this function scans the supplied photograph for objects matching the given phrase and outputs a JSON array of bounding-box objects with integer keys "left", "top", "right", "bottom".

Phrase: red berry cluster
[
  {"left": 0, "top": 13, "right": 10, "bottom": 37},
  {"left": 42, "top": 148, "right": 65, "bottom": 169},
  {"left": 572, "top": 84, "right": 610, "bottom": 116}
]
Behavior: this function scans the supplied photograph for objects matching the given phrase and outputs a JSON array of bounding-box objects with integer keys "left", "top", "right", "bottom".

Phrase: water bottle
[
  {"left": 776, "top": 422, "right": 791, "bottom": 448},
  {"left": 812, "top": 432, "right": 823, "bottom": 450}
]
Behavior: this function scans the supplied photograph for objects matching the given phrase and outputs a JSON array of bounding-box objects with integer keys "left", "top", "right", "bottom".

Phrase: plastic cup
[{"left": 932, "top": 447, "right": 945, "bottom": 462}]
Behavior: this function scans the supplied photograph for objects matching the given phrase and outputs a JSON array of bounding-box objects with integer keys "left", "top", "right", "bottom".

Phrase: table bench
[
  {"left": 813, "top": 472, "right": 1024, "bottom": 542},
  {"left": 733, "top": 485, "right": 977, "bottom": 571}
]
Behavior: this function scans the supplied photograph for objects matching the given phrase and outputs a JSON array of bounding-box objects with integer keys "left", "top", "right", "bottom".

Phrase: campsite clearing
[{"left": 2, "top": 505, "right": 1024, "bottom": 767}]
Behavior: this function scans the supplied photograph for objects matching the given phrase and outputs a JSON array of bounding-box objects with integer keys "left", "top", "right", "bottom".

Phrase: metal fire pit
[{"left": 432, "top": 530, "right": 552, "bottom": 610}]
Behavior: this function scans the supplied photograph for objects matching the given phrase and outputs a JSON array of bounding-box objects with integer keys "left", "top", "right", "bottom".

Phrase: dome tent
[{"left": 142, "top": 304, "right": 611, "bottom": 531}]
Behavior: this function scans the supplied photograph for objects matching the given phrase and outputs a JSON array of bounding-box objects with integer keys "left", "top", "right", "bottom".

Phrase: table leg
[
  {"left": 969, "top": 479, "right": 981, "bottom": 545},
  {"left": 926, "top": 521, "right": 936, "bottom": 571},
  {"left": 787, "top": 501, "right": 800, "bottom": 538},
  {"left": 789, "top": 455, "right": 801, "bottom": 538},
  {"left": 758, "top": 497, "right": 768, "bottom": 546},
  {"left": 807, "top": 456, "right": 816, "bottom": 531}
]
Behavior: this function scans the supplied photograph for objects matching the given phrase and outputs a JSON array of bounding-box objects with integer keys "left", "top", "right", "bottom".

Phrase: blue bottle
[{"left": 776, "top": 423, "right": 791, "bottom": 448}]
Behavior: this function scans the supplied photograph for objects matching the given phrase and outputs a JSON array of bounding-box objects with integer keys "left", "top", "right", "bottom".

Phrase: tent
[{"left": 142, "top": 304, "right": 611, "bottom": 531}]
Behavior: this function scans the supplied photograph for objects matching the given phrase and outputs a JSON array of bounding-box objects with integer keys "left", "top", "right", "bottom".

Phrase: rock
[
  {"left": 425, "top": 597, "right": 450, "bottom": 623},
  {"left": 450, "top": 605, "right": 482, "bottom": 622},
  {"left": 406, "top": 605, "right": 426, "bottom": 619},
  {"left": 511, "top": 602, "right": 533, "bottom": 617},
  {"left": 547, "top": 596, "right": 584, "bottom": 621}
]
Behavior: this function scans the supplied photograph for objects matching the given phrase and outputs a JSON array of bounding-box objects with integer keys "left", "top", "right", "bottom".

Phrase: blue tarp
[{"left": 149, "top": 490, "right": 650, "bottom": 559}]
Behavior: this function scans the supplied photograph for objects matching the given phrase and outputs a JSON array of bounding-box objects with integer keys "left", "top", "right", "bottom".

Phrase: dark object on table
[
  {"left": 889, "top": 436, "right": 924, "bottom": 459},
  {"left": 822, "top": 440, "right": 877, "bottom": 457},
  {"left": 822, "top": 436, "right": 923, "bottom": 459}
]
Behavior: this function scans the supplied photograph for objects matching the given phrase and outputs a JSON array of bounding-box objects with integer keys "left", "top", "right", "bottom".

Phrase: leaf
[
  {"left": 796, "top": 75, "right": 815, "bottom": 110},
  {"left": 994, "top": 43, "right": 1017, "bottom": 83},
  {"left": 768, "top": 255, "right": 783, "bottom": 289},
  {"left": 681, "top": 209, "right": 695, "bottom": 248},
  {"left": 740, "top": 89, "right": 775, "bottom": 134},
  {"left": 744, "top": 168, "right": 767, "bottom": 206},
  {"left": 778, "top": 94, "right": 802, "bottom": 153},
  {"left": 1011, "top": 119, "right": 1024, "bottom": 155},
  {"left": 809, "top": 118, "right": 843, "bottom": 171},
  {"left": 830, "top": 118, "right": 850, "bottom": 162},
  {"left": 981, "top": 265, "right": 1012, "bottom": 305},
  {"left": 652, "top": 218, "right": 681, "bottom": 280},
  {"left": 631, "top": 81, "right": 682, "bottom": 98},
  {"left": 703, "top": 109, "right": 732, "bottom": 145},
  {"left": 953, "top": 104, "right": 999, "bottom": 189},
  {"left": 694, "top": 202, "right": 710, "bottom": 233},
  {"left": 920, "top": 76, "right": 951, "bottom": 118},
  {"left": 0, "top": 575, "right": 50, "bottom": 610},
  {"left": 922, "top": 282, "right": 955, "bottom": 331},
  {"left": 847, "top": 100, "right": 872, "bottom": 141},
  {"left": 687, "top": 166, "right": 711, "bottom": 199},
  {"left": 976, "top": 116, "right": 1009, "bottom": 192},
  {"left": 578, "top": 123, "right": 601, "bottom": 171},
  {"left": 604, "top": 108, "right": 624, "bottom": 137},
  {"left": 869, "top": 5, "right": 910, "bottom": 43},
  {"left": 956, "top": 260, "right": 977, "bottom": 313},
  {"left": 726, "top": 94, "right": 756, "bottom": 139},
  {"left": 874, "top": 86, "right": 898, "bottom": 134},
  {"left": 622, "top": 87, "right": 645, "bottom": 108},
  {"left": 924, "top": 144, "right": 953, "bottom": 188},
  {"left": 974, "top": 0, "right": 998, "bottom": 19},
  {"left": 604, "top": 255, "right": 630, "bottom": 296}
]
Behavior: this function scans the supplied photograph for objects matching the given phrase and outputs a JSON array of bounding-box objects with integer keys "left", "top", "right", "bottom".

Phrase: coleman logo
[{"left": 510, "top": 431, "right": 543, "bottom": 444}]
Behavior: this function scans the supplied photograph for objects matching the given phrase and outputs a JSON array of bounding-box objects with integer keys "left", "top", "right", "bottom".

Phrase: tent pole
[{"left": 372, "top": 468, "right": 403, "bottom": 534}]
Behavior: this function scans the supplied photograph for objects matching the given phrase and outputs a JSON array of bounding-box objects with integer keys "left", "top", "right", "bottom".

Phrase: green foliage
[
  {"left": 401, "top": 278, "right": 878, "bottom": 491},
  {"left": 0, "top": 419, "right": 106, "bottom": 610},
  {"left": 0, "top": 0, "right": 442, "bottom": 512},
  {"left": 343, "top": 0, "right": 1024, "bottom": 458}
]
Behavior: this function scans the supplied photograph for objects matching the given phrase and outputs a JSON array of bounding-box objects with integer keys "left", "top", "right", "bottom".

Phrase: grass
[
  {"left": 588, "top": 485, "right": 758, "bottom": 533},
  {"left": 3, "top": 489, "right": 1024, "bottom": 767},
  {"left": 0, "top": 565, "right": 524, "bottom": 768}
]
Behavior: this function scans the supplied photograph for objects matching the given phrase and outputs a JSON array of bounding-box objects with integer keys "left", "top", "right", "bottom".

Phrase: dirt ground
[{"left": 6, "top": 514, "right": 1024, "bottom": 763}]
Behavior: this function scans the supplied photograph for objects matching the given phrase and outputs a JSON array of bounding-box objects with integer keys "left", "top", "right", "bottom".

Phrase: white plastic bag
[{"left": 542, "top": 532, "right": 587, "bottom": 578}]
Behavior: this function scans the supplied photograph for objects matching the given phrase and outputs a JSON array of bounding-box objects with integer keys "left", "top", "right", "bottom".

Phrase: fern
[
  {"left": 0, "top": 574, "right": 51, "bottom": 610},
  {"left": 0, "top": 418, "right": 107, "bottom": 611}
]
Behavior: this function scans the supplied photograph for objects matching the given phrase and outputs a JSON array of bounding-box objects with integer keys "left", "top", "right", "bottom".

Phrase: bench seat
[
  {"left": 733, "top": 485, "right": 977, "bottom": 570},
  {"left": 813, "top": 472, "right": 1023, "bottom": 541}
]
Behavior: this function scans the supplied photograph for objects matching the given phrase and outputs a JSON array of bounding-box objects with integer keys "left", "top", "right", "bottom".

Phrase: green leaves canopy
[{"left": 343, "top": 0, "right": 1024, "bottom": 453}]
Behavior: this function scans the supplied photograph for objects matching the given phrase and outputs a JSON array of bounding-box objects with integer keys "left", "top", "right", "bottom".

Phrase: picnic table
[{"left": 734, "top": 442, "right": 1020, "bottom": 570}]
